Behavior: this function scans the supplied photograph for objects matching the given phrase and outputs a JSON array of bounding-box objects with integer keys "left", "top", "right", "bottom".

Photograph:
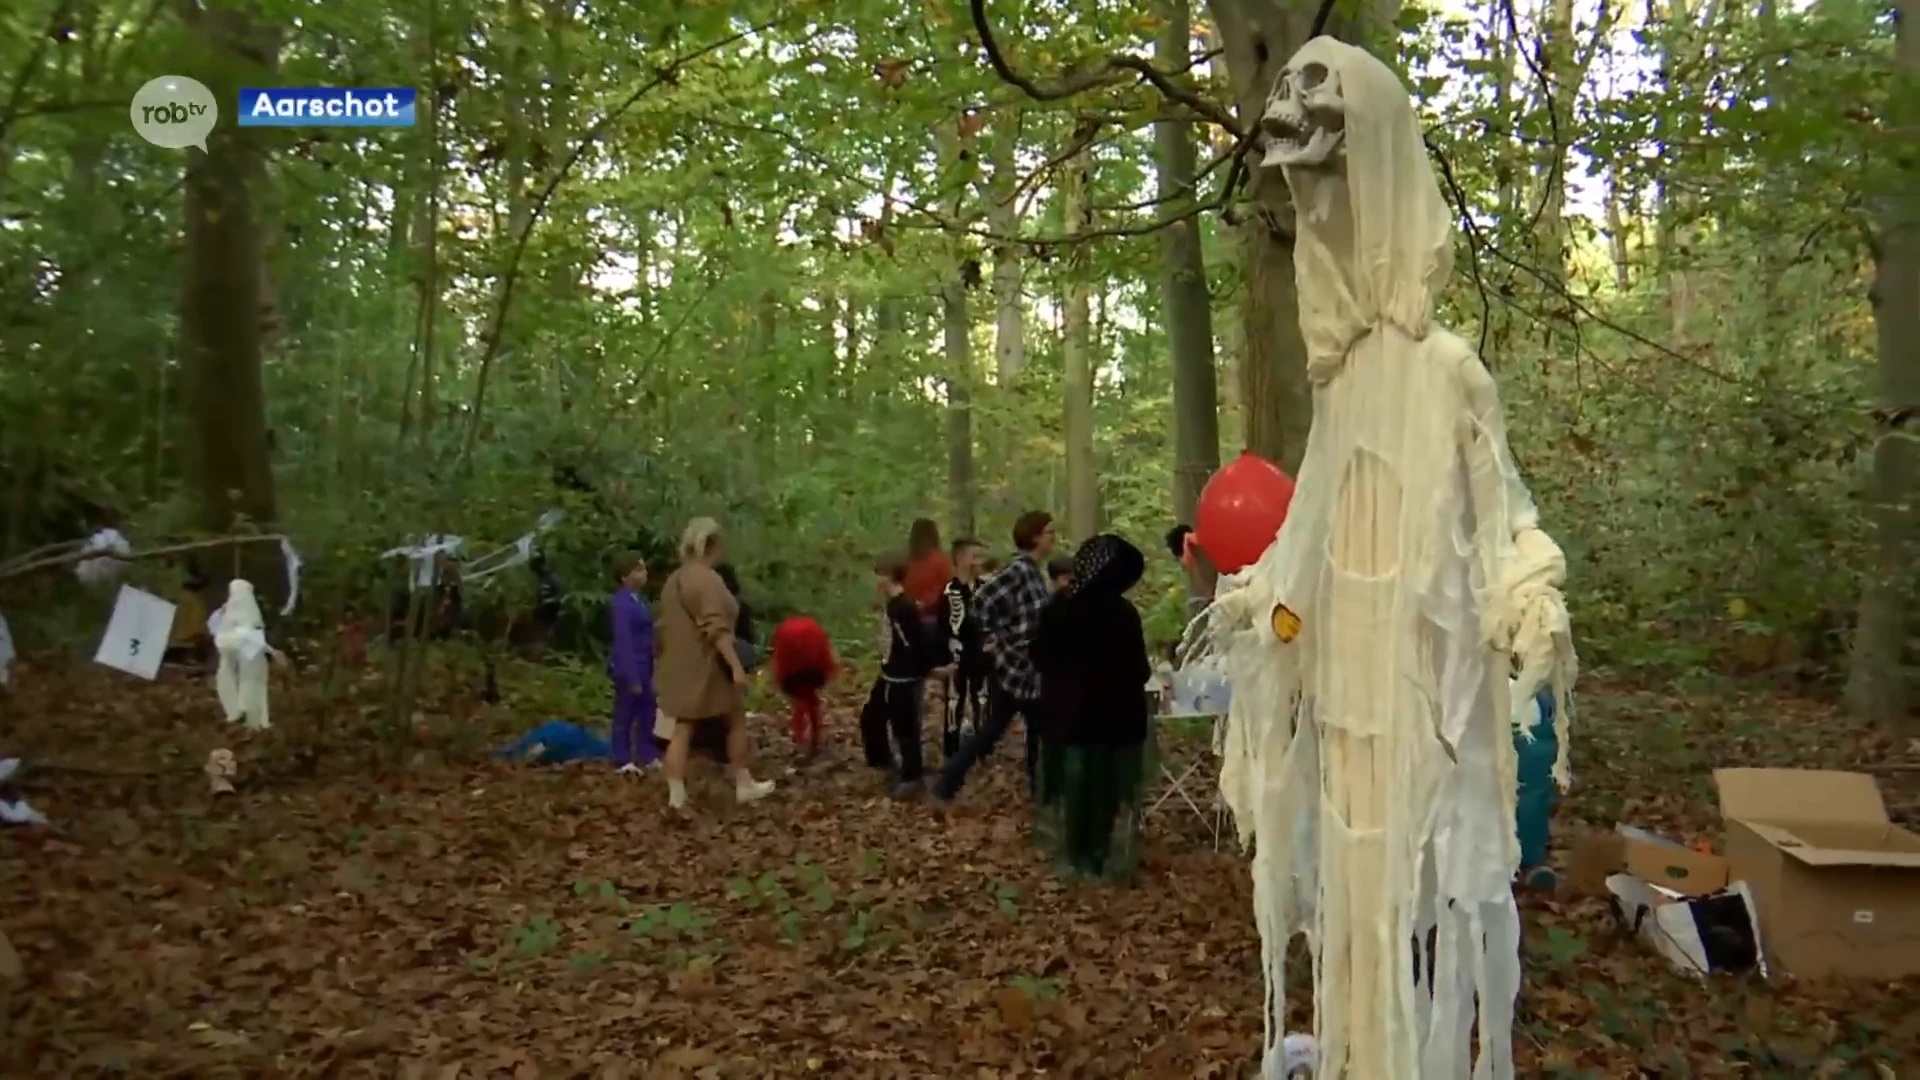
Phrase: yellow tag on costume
[{"left": 1270, "top": 603, "right": 1301, "bottom": 644}]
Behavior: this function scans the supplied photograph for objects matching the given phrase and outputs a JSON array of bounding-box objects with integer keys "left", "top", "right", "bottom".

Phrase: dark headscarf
[{"left": 1066, "top": 534, "right": 1145, "bottom": 600}]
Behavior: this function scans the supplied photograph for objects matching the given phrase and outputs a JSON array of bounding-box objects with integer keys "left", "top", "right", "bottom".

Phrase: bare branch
[
  {"left": 1309, "top": 0, "right": 1342, "bottom": 40},
  {"left": 967, "top": 0, "right": 1243, "bottom": 136},
  {"left": 0, "top": 533, "right": 289, "bottom": 581},
  {"left": 1426, "top": 138, "right": 1496, "bottom": 360}
]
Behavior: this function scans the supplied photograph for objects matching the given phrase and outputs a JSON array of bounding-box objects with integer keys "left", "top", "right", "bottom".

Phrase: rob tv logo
[
  {"left": 129, "top": 75, "right": 415, "bottom": 151},
  {"left": 141, "top": 99, "right": 209, "bottom": 126},
  {"left": 129, "top": 76, "right": 219, "bottom": 151}
]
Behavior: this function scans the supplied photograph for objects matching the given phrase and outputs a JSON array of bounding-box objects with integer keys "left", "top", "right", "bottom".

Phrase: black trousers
[
  {"left": 860, "top": 678, "right": 925, "bottom": 782},
  {"left": 941, "top": 660, "right": 988, "bottom": 759},
  {"left": 933, "top": 681, "right": 1042, "bottom": 801}
]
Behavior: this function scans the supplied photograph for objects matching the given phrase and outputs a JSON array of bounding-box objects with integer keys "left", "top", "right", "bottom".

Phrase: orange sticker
[{"left": 1270, "top": 603, "right": 1301, "bottom": 643}]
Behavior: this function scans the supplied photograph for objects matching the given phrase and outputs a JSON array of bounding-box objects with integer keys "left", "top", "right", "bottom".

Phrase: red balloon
[{"left": 1194, "top": 451, "right": 1296, "bottom": 574}]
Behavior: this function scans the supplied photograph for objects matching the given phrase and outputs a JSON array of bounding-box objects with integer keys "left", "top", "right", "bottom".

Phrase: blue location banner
[{"left": 237, "top": 87, "right": 416, "bottom": 128}]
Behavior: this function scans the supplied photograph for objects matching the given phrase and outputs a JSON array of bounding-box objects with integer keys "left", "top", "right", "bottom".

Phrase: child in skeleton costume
[
  {"left": 213, "top": 579, "right": 276, "bottom": 732},
  {"left": 936, "top": 537, "right": 988, "bottom": 758},
  {"left": 1192, "top": 39, "right": 1577, "bottom": 1080}
]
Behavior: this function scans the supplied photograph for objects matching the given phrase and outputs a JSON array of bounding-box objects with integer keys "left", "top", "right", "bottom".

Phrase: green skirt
[{"left": 1033, "top": 731, "right": 1155, "bottom": 884}]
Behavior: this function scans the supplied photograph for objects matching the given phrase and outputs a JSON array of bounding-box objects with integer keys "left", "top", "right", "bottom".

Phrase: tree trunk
[
  {"left": 1062, "top": 142, "right": 1098, "bottom": 544},
  {"left": 502, "top": 0, "right": 531, "bottom": 243},
  {"left": 943, "top": 278, "right": 977, "bottom": 539},
  {"left": 1159, "top": 0, "right": 1224, "bottom": 599},
  {"left": 1654, "top": 0, "right": 1719, "bottom": 346},
  {"left": 1207, "top": 0, "right": 1326, "bottom": 474},
  {"left": 1532, "top": 0, "right": 1615, "bottom": 288},
  {"left": 179, "top": 2, "right": 282, "bottom": 600},
  {"left": 415, "top": 0, "right": 443, "bottom": 449},
  {"left": 986, "top": 112, "right": 1027, "bottom": 383},
  {"left": 1530, "top": 0, "right": 1575, "bottom": 281},
  {"left": 1605, "top": 160, "right": 1632, "bottom": 294},
  {"left": 1846, "top": 0, "right": 1918, "bottom": 736}
]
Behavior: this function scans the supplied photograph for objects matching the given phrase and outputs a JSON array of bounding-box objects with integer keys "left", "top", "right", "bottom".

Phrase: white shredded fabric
[
  {"left": 1192, "top": 38, "right": 1578, "bottom": 1080},
  {"left": 73, "top": 528, "right": 132, "bottom": 586},
  {"left": 382, "top": 534, "right": 463, "bottom": 590},
  {"left": 213, "top": 579, "right": 273, "bottom": 731},
  {"left": 278, "top": 536, "right": 304, "bottom": 616}
]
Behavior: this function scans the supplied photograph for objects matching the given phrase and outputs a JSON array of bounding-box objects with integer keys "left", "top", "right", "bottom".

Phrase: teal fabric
[{"left": 1514, "top": 688, "right": 1559, "bottom": 870}]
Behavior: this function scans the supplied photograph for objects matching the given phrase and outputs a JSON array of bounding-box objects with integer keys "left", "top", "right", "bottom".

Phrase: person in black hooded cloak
[{"left": 1029, "top": 533, "right": 1156, "bottom": 883}]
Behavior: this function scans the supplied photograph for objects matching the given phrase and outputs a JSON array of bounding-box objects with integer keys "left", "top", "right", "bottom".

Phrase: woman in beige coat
[{"left": 656, "top": 516, "right": 775, "bottom": 810}]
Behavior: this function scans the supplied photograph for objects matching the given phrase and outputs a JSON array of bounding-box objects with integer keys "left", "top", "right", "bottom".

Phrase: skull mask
[{"left": 1259, "top": 42, "right": 1347, "bottom": 169}]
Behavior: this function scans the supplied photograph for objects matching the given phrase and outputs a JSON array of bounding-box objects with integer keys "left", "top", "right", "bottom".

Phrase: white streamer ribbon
[
  {"left": 381, "top": 534, "right": 463, "bottom": 590},
  {"left": 279, "top": 536, "right": 303, "bottom": 615},
  {"left": 460, "top": 509, "right": 565, "bottom": 588}
]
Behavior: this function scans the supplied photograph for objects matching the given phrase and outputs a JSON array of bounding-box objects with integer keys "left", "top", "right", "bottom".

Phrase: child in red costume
[{"left": 771, "top": 615, "right": 838, "bottom": 761}]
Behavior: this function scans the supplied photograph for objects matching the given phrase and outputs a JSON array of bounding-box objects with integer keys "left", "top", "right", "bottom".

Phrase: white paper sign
[{"left": 94, "top": 585, "right": 176, "bottom": 680}]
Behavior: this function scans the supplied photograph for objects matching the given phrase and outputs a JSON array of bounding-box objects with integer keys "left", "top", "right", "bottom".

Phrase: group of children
[
  {"left": 604, "top": 511, "right": 1159, "bottom": 881},
  {"left": 605, "top": 516, "right": 1078, "bottom": 800}
]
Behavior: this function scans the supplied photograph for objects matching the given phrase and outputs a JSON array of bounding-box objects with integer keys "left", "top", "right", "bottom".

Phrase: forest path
[{"left": 1, "top": 660, "right": 1913, "bottom": 1077}]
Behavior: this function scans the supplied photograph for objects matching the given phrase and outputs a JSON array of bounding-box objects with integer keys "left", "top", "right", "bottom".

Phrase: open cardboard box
[
  {"left": 1715, "top": 768, "right": 1920, "bottom": 980},
  {"left": 1570, "top": 824, "right": 1730, "bottom": 898}
]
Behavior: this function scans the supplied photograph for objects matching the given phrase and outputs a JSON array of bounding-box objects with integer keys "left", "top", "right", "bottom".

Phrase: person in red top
[
  {"left": 770, "top": 615, "right": 838, "bottom": 763},
  {"left": 902, "top": 518, "right": 954, "bottom": 619}
]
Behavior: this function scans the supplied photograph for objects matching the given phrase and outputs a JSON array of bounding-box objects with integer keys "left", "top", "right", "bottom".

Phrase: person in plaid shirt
[{"left": 932, "top": 509, "right": 1058, "bottom": 803}]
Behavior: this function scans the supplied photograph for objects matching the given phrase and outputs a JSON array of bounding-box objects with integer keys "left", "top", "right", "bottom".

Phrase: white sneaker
[
  {"left": 617, "top": 763, "right": 642, "bottom": 776},
  {"left": 735, "top": 778, "right": 775, "bottom": 804}
]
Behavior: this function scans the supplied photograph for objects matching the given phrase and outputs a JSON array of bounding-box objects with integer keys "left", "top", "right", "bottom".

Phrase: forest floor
[{"left": 2, "top": 652, "right": 1917, "bottom": 1079}]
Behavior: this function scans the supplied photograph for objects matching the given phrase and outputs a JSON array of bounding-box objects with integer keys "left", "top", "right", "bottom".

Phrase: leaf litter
[{"left": 1, "top": 659, "right": 1915, "bottom": 1077}]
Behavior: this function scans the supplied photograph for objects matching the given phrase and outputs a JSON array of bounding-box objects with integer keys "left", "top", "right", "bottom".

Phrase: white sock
[
  {"left": 667, "top": 779, "right": 687, "bottom": 809},
  {"left": 732, "top": 768, "right": 757, "bottom": 793}
]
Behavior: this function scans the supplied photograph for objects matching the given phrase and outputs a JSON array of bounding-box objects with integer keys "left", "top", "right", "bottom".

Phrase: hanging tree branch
[
  {"left": 967, "top": 0, "right": 1342, "bottom": 225},
  {"left": 967, "top": 0, "right": 1244, "bottom": 136},
  {"left": 0, "top": 532, "right": 290, "bottom": 581}
]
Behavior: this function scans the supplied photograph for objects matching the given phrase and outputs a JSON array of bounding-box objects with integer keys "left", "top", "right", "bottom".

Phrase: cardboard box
[
  {"left": 1569, "top": 824, "right": 1730, "bottom": 897},
  {"left": 1714, "top": 768, "right": 1920, "bottom": 979}
]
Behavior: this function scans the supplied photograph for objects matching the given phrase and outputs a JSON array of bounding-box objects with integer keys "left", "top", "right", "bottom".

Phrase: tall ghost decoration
[
  {"left": 214, "top": 579, "right": 274, "bottom": 731},
  {"left": 1195, "top": 39, "right": 1578, "bottom": 1080}
]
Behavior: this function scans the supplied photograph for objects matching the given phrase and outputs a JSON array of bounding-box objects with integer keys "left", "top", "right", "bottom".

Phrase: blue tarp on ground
[{"left": 497, "top": 721, "right": 610, "bottom": 764}]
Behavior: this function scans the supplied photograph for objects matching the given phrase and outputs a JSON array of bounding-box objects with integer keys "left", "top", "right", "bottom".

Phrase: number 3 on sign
[{"left": 94, "top": 585, "right": 176, "bottom": 681}]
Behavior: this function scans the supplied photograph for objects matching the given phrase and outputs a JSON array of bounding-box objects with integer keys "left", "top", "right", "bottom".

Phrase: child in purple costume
[{"left": 608, "top": 550, "right": 660, "bottom": 772}]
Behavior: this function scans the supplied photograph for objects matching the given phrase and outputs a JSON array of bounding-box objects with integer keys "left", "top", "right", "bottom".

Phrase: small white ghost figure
[
  {"left": 205, "top": 748, "right": 237, "bottom": 795},
  {"left": 213, "top": 579, "right": 273, "bottom": 731}
]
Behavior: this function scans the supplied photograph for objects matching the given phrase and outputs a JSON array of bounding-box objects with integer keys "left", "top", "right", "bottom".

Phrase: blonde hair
[{"left": 678, "top": 516, "right": 723, "bottom": 562}]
